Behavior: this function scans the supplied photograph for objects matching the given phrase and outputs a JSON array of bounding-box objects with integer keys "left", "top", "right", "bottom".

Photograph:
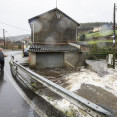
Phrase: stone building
[{"left": 28, "top": 8, "right": 86, "bottom": 69}]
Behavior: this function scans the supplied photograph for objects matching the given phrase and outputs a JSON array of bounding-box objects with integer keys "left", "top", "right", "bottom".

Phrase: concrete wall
[
  {"left": 29, "top": 52, "right": 36, "bottom": 69},
  {"left": 64, "top": 52, "right": 85, "bottom": 68}
]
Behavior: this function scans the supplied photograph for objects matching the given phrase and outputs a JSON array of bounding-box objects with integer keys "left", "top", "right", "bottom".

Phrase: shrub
[{"left": 79, "top": 34, "right": 86, "bottom": 41}]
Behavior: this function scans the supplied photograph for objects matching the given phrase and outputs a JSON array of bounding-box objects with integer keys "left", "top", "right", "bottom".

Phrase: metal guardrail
[{"left": 11, "top": 56, "right": 114, "bottom": 117}]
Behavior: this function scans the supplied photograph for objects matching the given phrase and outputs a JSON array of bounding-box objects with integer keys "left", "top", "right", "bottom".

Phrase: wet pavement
[
  {"left": 0, "top": 64, "right": 32, "bottom": 116},
  {"left": 0, "top": 51, "right": 65, "bottom": 117},
  {"left": 0, "top": 51, "right": 39, "bottom": 117}
]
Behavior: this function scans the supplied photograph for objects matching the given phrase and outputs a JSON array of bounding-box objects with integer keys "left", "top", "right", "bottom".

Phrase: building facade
[{"left": 28, "top": 8, "right": 86, "bottom": 69}]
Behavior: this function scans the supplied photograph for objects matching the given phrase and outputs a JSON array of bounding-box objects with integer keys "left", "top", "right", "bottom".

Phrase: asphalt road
[
  {"left": 0, "top": 51, "right": 40, "bottom": 117},
  {"left": 0, "top": 51, "right": 65, "bottom": 117}
]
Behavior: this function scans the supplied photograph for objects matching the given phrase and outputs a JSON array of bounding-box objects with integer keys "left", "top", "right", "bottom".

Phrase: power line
[
  {"left": 0, "top": 29, "right": 11, "bottom": 38},
  {"left": 0, "top": 21, "right": 30, "bottom": 32},
  {"left": 6, "top": 31, "right": 12, "bottom": 37}
]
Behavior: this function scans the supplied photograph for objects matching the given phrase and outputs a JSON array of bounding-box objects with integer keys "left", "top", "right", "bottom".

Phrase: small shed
[{"left": 28, "top": 8, "right": 86, "bottom": 69}]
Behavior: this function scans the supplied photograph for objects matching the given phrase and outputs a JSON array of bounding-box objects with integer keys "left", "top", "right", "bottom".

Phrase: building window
[{"left": 56, "top": 12, "right": 60, "bottom": 19}]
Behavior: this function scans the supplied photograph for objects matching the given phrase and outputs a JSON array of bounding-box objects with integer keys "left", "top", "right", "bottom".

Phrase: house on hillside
[
  {"left": 28, "top": 8, "right": 86, "bottom": 69},
  {"left": 93, "top": 24, "right": 111, "bottom": 32},
  {"left": 93, "top": 26, "right": 101, "bottom": 32}
]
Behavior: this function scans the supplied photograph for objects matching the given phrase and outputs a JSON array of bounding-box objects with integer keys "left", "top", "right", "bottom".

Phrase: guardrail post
[
  {"left": 12, "top": 56, "right": 14, "bottom": 60},
  {"left": 15, "top": 61, "right": 18, "bottom": 76}
]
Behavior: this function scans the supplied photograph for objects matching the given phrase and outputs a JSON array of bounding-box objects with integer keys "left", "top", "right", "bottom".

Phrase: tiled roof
[{"left": 29, "top": 44, "right": 79, "bottom": 52}]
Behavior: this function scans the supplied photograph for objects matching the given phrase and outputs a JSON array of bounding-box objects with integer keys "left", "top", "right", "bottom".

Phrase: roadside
[
  {"left": 9, "top": 51, "right": 66, "bottom": 117},
  {"left": 0, "top": 50, "right": 40, "bottom": 117}
]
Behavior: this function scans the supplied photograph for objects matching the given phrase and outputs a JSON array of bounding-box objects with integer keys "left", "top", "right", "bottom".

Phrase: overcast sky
[{"left": 0, "top": 0, "right": 116, "bottom": 37}]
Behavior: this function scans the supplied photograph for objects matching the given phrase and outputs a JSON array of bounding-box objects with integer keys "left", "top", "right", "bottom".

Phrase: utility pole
[
  {"left": 3, "top": 29, "right": 5, "bottom": 48},
  {"left": 113, "top": 3, "right": 116, "bottom": 69},
  {"left": 56, "top": 0, "right": 57, "bottom": 8}
]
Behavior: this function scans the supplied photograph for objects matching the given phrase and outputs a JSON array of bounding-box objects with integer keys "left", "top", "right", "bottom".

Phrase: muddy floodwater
[
  {"left": 35, "top": 60, "right": 117, "bottom": 116},
  {"left": 13, "top": 53, "right": 117, "bottom": 116}
]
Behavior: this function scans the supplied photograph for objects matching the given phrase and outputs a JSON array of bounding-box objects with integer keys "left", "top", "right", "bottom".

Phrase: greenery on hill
[
  {"left": 78, "top": 30, "right": 114, "bottom": 42},
  {"left": 85, "top": 30, "right": 113, "bottom": 39},
  {"left": 79, "top": 22, "right": 112, "bottom": 32},
  {"left": 78, "top": 29, "right": 114, "bottom": 42},
  {"left": 78, "top": 22, "right": 117, "bottom": 59},
  {"left": 78, "top": 22, "right": 114, "bottom": 41}
]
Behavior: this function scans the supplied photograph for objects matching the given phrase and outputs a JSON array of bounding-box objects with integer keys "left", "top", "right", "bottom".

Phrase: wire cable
[
  {"left": 6, "top": 31, "right": 12, "bottom": 37},
  {"left": 0, "top": 21, "right": 30, "bottom": 32}
]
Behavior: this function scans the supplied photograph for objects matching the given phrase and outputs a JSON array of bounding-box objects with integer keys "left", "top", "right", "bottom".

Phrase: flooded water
[
  {"left": 36, "top": 60, "right": 117, "bottom": 95},
  {"left": 13, "top": 52, "right": 117, "bottom": 116},
  {"left": 35, "top": 60, "right": 117, "bottom": 116}
]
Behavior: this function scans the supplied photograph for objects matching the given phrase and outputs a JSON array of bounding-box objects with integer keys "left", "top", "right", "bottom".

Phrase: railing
[{"left": 11, "top": 56, "right": 114, "bottom": 117}]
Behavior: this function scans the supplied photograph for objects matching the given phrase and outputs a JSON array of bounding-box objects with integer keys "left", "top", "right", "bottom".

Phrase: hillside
[
  {"left": 79, "top": 22, "right": 112, "bottom": 32},
  {"left": 85, "top": 30, "right": 113, "bottom": 39},
  {"left": 1, "top": 34, "right": 31, "bottom": 42}
]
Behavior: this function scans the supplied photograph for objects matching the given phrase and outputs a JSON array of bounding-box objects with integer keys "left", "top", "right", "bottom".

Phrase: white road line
[{"left": 5, "top": 71, "right": 48, "bottom": 117}]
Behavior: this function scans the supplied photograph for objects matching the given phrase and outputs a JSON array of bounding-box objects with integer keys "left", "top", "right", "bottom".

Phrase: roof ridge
[{"left": 28, "top": 8, "right": 80, "bottom": 26}]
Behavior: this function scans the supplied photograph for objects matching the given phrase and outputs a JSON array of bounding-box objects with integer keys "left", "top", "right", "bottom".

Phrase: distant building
[
  {"left": 93, "top": 24, "right": 111, "bottom": 32},
  {"left": 93, "top": 26, "right": 101, "bottom": 32},
  {"left": 28, "top": 8, "right": 86, "bottom": 69},
  {"left": 0, "top": 39, "right": 4, "bottom": 47},
  {"left": 22, "top": 38, "right": 32, "bottom": 49}
]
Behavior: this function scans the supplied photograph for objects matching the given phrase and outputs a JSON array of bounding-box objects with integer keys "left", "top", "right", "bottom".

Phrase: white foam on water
[
  {"left": 65, "top": 68, "right": 103, "bottom": 91},
  {"left": 37, "top": 60, "right": 117, "bottom": 117},
  {"left": 47, "top": 62, "right": 117, "bottom": 116},
  {"left": 64, "top": 62, "right": 117, "bottom": 97}
]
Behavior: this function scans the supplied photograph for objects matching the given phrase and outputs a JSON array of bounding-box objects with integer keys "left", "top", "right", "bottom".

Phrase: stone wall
[{"left": 64, "top": 52, "right": 85, "bottom": 67}]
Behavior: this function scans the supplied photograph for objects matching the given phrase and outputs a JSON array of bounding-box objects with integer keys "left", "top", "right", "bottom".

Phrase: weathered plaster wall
[
  {"left": 64, "top": 52, "right": 85, "bottom": 67},
  {"left": 29, "top": 51, "right": 85, "bottom": 69},
  {"left": 30, "top": 11, "right": 77, "bottom": 43},
  {"left": 29, "top": 52, "right": 36, "bottom": 69}
]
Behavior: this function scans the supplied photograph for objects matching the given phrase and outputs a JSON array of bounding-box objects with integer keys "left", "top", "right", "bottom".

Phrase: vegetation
[
  {"left": 87, "top": 40, "right": 112, "bottom": 45},
  {"left": 85, "top": 30, "right": 113, "bottom": 39},
  {"left": 79, "top": 34, "right": 86, "bottom": 41},
  {"left": 78, "top": 30, "right": 114, "bottom": 41},
  {"left": 18, "top": 45, "right": 22, "bottom": 49},
  {"left": 79, "top": 22, "right": 112, "bottom": 32},
  {"left": 86, "top": 42, "right": 117, "bottom": 59},
  {"left": 77, "top": 22, "right": 117, "bottom": 59}
]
